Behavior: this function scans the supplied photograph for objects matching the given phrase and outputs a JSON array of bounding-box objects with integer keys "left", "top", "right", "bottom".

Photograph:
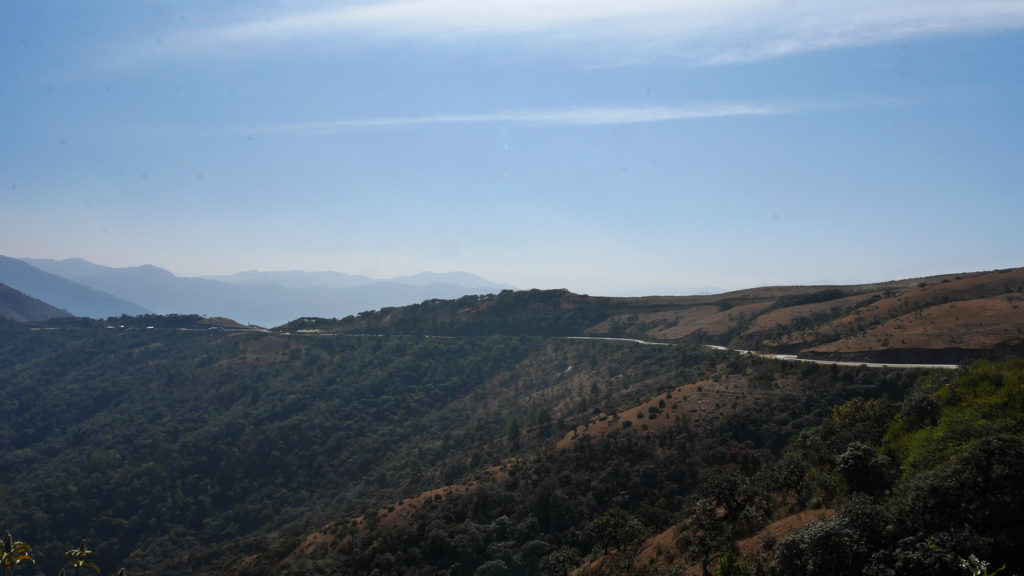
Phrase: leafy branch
[
  {"left": 0, "top": 532, "right": 34, "bottom": 576},
  {"left": 62, "top": 539, "right": 101, "bottom": 576}
]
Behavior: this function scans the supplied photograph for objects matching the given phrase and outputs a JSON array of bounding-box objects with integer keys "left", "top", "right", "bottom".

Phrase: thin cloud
[
  {"left": 158, "top": 0, "right": 1024, "bottom": 65},
  {"left": 239, "top": 103, "right": 784, "bottom": 135}
]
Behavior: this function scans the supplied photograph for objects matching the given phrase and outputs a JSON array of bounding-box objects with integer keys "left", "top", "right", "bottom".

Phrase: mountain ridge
[
  {"left": 16, "top": 257, "right": 515, "bottom": 327},
  {"left": 279, "top": 266, "right": 1024, "bottom": 365},
  {"left": 201, "top": 269, "right": 513, "bottom": 292}
]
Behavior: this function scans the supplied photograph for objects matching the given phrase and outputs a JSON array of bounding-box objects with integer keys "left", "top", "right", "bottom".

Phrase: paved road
[
  {"left": 565, "top": 336, "right": 670, "bottom": 346},
  {"left": 563, "top": 340, "right": 956, "bottom": 369},
  {"left": 704, "top": 345, "right": 958, "bottom": 370}
]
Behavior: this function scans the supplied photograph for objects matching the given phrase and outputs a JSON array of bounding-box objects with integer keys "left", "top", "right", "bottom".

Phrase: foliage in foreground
[{"left": 757, "top": 360, "right": 1024, "bottom": 576}]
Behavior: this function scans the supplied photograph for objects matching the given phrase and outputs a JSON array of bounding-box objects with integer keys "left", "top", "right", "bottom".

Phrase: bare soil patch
[
  {"left": 807, "top": 294, "right": 1024, "bottom": 354},
  {"left": 557, "top": 372, "right": 799, "bottom": 451},
  {"left": 746, "top": 293, "right": 873, "bottom": 335}
]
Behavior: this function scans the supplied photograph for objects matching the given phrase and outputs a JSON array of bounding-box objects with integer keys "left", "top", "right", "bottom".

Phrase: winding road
[
  {"left": 563, "top": 337, "right": 957, "bottom": 369},
  {"left": 703, "top": 345, "right": 959, "bottom": 370}
]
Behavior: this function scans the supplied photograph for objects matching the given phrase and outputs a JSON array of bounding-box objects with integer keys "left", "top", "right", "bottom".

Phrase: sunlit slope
[{"left": 279, "top": 267, "right": 1024, "bottom": 363}]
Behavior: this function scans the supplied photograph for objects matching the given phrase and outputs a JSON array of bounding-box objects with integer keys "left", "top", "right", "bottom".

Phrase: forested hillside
[
  {"left": 1, "top": 276, "right": 1021, "bottom": 575},
  {"left": 0, "top": 321, "right": 554, "bottom": 573},
  {"left": 241, "top": 360, "right": 1024, "bottom": 576},
  {"left": 0, "top": 318, "right": 924, "bottom": 575}
]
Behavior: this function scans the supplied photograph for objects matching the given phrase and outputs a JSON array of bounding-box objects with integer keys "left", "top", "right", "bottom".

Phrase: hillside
[
  {"left": 0, "top": 283, "right": 71, "bottom": 322},
  {"left": 0, "top": 322, "right": 542, "bottom": 573},
  {"left": 0, "top": 267, "right": 1021, "bottom": 576},
  {"left": 0, "top": 315, "right": 925, "bottom": 576},
  {"left": 245, "top": 360, "right": 1024, "bottom": 576},
  {"left": 278, "top": 267, "right": 1024, "bottom": 364}
]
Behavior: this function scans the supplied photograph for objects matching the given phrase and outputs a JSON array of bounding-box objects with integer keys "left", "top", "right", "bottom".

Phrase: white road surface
[{"left": 704, "top": 345, "right": 958, "bottom": 370}]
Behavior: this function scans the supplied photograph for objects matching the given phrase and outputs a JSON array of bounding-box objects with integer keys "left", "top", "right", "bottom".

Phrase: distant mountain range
[
  {"left": 4, "top": 256, "right": 513, "bottom": 327},
  {"left": 200, "top": 269, "right": 508, "bottom": 291}
]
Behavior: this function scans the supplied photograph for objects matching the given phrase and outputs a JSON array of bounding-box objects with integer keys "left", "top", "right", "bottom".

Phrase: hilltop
[{"left": 280, "top": 267, "right": 1024, "bottom": 364}]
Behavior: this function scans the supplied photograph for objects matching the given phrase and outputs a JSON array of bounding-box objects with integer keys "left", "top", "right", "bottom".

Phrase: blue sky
[{"left": 2, "top": 1, "right": 1023, "bottom": 295}]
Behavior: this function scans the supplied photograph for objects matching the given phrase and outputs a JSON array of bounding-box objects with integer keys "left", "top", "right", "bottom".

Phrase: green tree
[
  {"left": 835, "top": 441, "right": 893, "bottom": 496},
  {"left": 539, "top": 547, "right": 580, "bottom": 576},
  {"left": 587, "top": 507, "right": 647, "bottom": 554},
  {"left": 681, "top": 498, "right": 732, "bottom": 576},
  {"left": 770, "top": 516, "right": 867, "bottom": 576}
]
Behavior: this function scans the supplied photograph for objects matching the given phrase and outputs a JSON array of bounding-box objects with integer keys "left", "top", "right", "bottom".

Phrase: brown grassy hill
[
  {"left": 286, "top": 267, "right": 1024, "bottom": 364},
  {"left": 590, "top": 268, "right": 1024, "bottom": 362},
  {"left": 768, "top": 269, "right": 1024, "bottom": 362},
  {"left": 804, "top": 294, "right": 1024, "bottom": 358}
]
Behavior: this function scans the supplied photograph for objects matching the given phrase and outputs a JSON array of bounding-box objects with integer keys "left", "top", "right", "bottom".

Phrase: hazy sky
[{"left": 2, "top": 1, "right": 1023, "bottom": 295}]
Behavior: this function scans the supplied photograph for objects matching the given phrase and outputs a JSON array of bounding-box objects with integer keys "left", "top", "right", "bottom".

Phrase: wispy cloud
[
  {"left": 157, "top": 0, "right": 1024, "bottom": 65},
  {"left": 238, "top": 103, "right": 785, "bottom": 134}
]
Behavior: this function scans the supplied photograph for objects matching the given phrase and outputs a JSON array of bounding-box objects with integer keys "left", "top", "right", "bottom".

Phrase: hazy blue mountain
[
  {"left": 0, "top": 283, "right": 72, "bottom": 321},
  {"left": 200, "top": 270, "right": 376, "bottom": 290},
  {"left": 24, "top": 259, "right": 301, "bottom": 325},
  {"left": 202, "top": 269, "right": 512, "bottom": 291},
  {"left": 23, "top": 256, "right": 114, "bottom": 280},
  {"left": 390, "top": 271, "right": 514, "bottom": 290},
  {"left": 21, "top": 257, "right": 511, "bottom": 327},
  {"left": 0, "top": 256, "right": 151, "bottom": 318}
]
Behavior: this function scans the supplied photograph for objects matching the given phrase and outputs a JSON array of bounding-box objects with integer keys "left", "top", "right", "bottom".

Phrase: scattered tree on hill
[
  {"left": 586, "top": 507, "right": 646, "bottom": 554},
  {"left": 539, "top": 547, "right": 580, "bottom": 576}
]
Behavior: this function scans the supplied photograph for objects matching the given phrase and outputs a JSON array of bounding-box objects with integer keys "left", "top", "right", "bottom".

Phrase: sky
[{"left": 2, "top": 0, "right": 1023, "bottom": 295}]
